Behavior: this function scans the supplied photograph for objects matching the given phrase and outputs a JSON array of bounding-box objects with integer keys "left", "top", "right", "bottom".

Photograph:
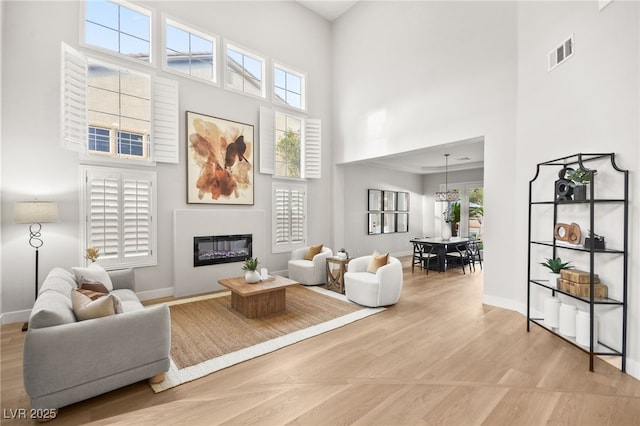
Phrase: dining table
[{"left": 410, "top": 236, "right": 472, "bottom": 272}]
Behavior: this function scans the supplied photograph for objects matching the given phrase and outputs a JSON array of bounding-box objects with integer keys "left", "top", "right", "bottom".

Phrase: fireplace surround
[{"left": 193, "top": 234, "right": 252, "bottom": 267}]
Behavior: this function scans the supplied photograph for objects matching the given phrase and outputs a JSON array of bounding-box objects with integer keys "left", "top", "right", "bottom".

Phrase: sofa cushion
[
  {"left": 29, "top": 291, "right": 76, "bottom": 329},
  {"left": 71, "top": 290, "right": 116, "bottom": 321},
  {"left": 112, "top": 289, "right": 144, "bottom": 312},
  {"left": 72, "top": 263, "right": 113, "bottom": 291},
  {"left": 38, "top": 267, "right": 77, "bottom": 298},
  {"left": 305, "top": 244, "right": 323, "bottom": 260},
  {"left": 367, "top": 251, "right": 389, "bottom": 273}
]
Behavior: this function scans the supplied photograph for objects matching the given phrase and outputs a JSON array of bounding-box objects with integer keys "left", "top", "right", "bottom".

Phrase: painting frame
[{"left": 186, "top": 111, "right": 255, "bottom": 205}]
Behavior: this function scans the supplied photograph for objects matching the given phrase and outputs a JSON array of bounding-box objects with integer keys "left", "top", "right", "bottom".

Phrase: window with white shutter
[
  {"left": 61, "top": 42, "right": 179, "bottom": 163},
  {"left": 272, "top": 182, "right": 307, "bottom": 253},
  {"left": 259, "top": 107, "right": 321, "bottom": 179},
  {"left": 81, "top": 165, "right": 157, "bottom": 268}
]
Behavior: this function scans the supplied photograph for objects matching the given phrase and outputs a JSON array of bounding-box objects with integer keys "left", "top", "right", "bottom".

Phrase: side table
[{"left": 326, "top": 257, "right": 350, "bottom": 294}]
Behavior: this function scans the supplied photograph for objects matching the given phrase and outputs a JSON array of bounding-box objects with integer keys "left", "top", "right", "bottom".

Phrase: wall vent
[{"left": 548, "top": 35, "right": 574, "bottom": 71}]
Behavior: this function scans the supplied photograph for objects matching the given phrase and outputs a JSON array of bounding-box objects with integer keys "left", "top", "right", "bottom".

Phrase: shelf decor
[{"left": 527, "top": 153, "right": 628, "bottom": 373}]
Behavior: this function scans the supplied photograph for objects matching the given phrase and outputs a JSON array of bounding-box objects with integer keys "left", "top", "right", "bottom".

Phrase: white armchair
[
  {"left": 344, "top": 255, "right": 403, "bottom": 307},
  {"left": 288, "top": 246, "right": 333, "bottom": 285}
]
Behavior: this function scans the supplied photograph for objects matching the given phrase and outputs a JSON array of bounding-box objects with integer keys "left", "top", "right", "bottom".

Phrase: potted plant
[
  {"left": 242, "top": 257, "right": 261, "bottom": 283},
  {"left": 540, "top": 257, "right": 574, "bottom": 288},
  {"left": 566, "top": 168, "right": 592, "bottom": 201}
]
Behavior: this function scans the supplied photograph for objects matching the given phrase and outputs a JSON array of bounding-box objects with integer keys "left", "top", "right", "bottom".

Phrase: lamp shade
[{"left": 14, "top": 201, "right": 59, "bottom": 224}]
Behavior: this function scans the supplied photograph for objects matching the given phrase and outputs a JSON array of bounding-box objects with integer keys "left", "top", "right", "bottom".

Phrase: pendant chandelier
[{"left": 434, "top": 153, "right": 460, "bottom": 202}]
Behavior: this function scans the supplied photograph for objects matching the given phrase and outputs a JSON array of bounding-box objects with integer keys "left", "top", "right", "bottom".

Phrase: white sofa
[
  {"left": 23, "top": 267, "right": 171, "bottom": 416},
  {"left": 344, "top": 255, "right": 403, "bottom": 307},
  {"left": 288, "top": 246, "right": 333, "bottom": 285}
]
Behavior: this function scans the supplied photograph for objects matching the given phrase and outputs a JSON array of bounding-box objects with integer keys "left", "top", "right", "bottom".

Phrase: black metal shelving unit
[{"left": 526, "top": 153, "right": 628, "bottom": 372}]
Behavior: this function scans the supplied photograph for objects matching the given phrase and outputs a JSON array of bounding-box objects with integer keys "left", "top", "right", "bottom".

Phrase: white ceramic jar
[
  {"left": 543, "top": 296, "right": 561, "bottom": 328},
  {"left": 576, "top": 310, "right": 599, "bottom": 347},
  {"left": 559, "top": 303, "right": 577, "bottom": 337}
]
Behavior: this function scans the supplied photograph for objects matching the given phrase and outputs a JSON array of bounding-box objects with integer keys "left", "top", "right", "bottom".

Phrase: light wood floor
[{"left": 2, "top": 259, "right": 640, "bottom": 425}]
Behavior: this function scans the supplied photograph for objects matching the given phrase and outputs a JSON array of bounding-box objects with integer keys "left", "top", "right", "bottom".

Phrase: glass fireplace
[{"left": 193, "top": 234, "right": 252, "bottom": 267}]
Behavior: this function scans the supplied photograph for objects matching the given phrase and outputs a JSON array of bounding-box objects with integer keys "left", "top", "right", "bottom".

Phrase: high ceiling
[
  {"left": 296, "top": 1, "right": 359, "bottom": 21},
  {"left": 347, "top": 137, "right": 485, "bottom": 175},
  {"left": 296, "top": 1, "right": 485, "bottom": 175}
]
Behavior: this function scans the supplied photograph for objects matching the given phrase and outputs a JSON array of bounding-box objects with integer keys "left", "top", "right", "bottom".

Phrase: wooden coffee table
[{"left": 218, "top": 275, "right": 299, "bottom": 318}]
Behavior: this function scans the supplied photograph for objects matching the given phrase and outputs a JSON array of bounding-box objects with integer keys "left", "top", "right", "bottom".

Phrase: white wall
[
  {"left": 332, "top": 0, "right": 519, "bottom": 335},
  {"left": 332, "top": 0, "right": 640, "bottom": 378},
  {"left": 340, "top": 163, "right": 423, "bottom": 259},
  {"left": 515, "top": 0, "right": 640, "bottom": 378},
  {"left": 0, "top": 1, "right": 333, "bottom": 317}
]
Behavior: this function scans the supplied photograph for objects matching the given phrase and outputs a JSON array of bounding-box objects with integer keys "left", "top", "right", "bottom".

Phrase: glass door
[{"left": 435, "top": 181, "right": 483, "bottom": 238}]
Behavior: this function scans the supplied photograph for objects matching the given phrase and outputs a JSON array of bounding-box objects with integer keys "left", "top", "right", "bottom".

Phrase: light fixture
[
  {"left": 434, "top": 154, "right": 460, "bottom": 202},
  {"left": 14, "top": 200, "right": 59, "bottom": 330}
]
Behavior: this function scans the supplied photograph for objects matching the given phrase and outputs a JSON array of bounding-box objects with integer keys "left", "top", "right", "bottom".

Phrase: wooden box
[
  {"left": 559, "top": 280, "right": 608, "bottom": 298},
  {"left": 560, "top": 269, "right": 599, "bottom": 284}
]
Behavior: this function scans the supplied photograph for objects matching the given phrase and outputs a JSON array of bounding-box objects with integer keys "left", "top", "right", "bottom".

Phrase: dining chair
[
  {"left": 467, "top": 239, "right": 483, "bottom": 271},
  {"left": 445, "top": 242, "right": 472, "bottom": 274},
  {"left": 412, "top": 242, "right": 438, "bottom": 274}
]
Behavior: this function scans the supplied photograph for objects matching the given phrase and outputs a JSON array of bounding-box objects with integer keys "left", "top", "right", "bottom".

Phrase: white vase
[
  {"left": 441, "top": 222, "right": 452, "bottom": 241},
  {"left": 245, "top": 271, "right": 261, "bottom": 283},
  {"left": 548, "top": 272, "right": 560, "bottom": 289}
]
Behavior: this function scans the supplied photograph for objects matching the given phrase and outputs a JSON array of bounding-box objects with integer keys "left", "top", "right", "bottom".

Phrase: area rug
[{"left": 150, "top": 285, "right": 384, "bottom": 392}]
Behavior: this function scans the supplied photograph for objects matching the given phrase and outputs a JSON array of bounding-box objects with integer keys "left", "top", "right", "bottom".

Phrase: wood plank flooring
[{"left": 2, "top": 258, "right": 640, "bottom": 425}]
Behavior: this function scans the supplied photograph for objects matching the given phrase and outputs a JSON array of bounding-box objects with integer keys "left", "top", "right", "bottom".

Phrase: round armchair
[{"left": 344, "top": 255, "right": 403, "bottom": 307}]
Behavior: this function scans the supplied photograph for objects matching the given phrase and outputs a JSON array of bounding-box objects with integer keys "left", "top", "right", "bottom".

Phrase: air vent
[{"left": 548, "top": 35, "right": 574, "bottom": 71}]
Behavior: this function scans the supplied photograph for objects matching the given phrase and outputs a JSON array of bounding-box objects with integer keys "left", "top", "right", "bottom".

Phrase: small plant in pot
[
  {"left": 242, "top": 257, "right": 261, "bottom": 283},
  {"left": 566, "top": 168, "right": 592, "bottom": 201},
  {"left": 540, "top": 257, "right": 574, "bottom": 288}
]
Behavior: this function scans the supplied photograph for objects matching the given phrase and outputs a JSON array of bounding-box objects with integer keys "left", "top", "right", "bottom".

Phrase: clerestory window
[{"left": 82, "top": 0, "right": 152, "bottom": 63}]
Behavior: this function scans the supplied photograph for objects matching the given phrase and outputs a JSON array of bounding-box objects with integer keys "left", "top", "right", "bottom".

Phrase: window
[
  {"left": 87, "top": 59, "right": 150, "bottom": 160},
  {"left": 81, "top": 166, "right": 157, "bottom": 268},
  {"left": 164, "top": 18, "right": 217, "bottom": 84},
  {"left": 274, "top": 63, "right": 305, "bottom": 110},
  {"left": 275, "top": 113, "right": 302, "bottom": 178},
  {"left": 62, "top": 43, "right": 179, "bottom": 163},
  {"left": 272, "top": 183, "right": 307, "bottom": 253},
  {"left": 259, "top": 107, "right": 321, "bottom": 179},
  {"left": 225, "top": 42, "right": 265, "bottom": 98},
  {"left": 82, "top": 0, "right": 152, "bottom": 63}
]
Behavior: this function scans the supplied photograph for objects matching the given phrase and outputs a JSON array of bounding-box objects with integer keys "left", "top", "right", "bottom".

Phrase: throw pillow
[
  {"left": 367, "top": 251, "right": 389, "bottom": 273},
  {"left": 305, "top": 244, "right": 323, "bottom": 261},
  {"left": 71, "top": 290, "right": 116, "bottom": 321},
  {"left": 79, "top": 281, "right": 110, "bottom": 294},
  {"left": 77, "top": 288, "right": 107, "bottom": 301},
  {"left": 72, "top": 263, "right": 113, "bottom": 291}
]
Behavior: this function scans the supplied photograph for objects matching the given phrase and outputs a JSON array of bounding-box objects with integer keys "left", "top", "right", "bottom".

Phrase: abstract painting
[{"left": 186, "top": 111, "right": 254, "bottom": 204}]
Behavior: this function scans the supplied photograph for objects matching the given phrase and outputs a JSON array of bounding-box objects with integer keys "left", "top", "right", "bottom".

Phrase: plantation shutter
[
  {"left": 123, "top": 178, "right": 152, "bottom": 258},
  {"left": 304, "top": 119, "right": 321, "bottom": 179},
  {"left": 152, "top": 77, "right": 179, "bottom": 163},
  {"left": 259, "top": 106, "right": 275, "bottom": 174},
  {"left": 272, "top": 183, "right": 307, "bottom": 253},
  {"left": 82, "top": 166, "right": 157, "bottom": 268},
  {"left": 86, "top": 172, "right": 120, "bottom": 262},
  {"left": 61, "top": 42, "right": 87, "bottom": 152},
  {"left": 274, "top": 187, "right": 290, "bottom": 246},
  {"left": 290, "top": 188, "right": 305, "bottom": 244}
]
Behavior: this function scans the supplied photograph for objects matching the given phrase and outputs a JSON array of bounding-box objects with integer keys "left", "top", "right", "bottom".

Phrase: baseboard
[
  {"left": 0, "top": 309, "right": 30, "bottom": 326},
  {"left": 483, "top": 294, "right": 526, "bottom": 316},
  {"left": 136, "top": 287, "right": 174, "bottom": 301}
]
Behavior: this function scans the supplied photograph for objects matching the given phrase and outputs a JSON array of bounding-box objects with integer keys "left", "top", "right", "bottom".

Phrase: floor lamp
[{"left": 14, "top": 200, "right": 59, "bottom": 331}]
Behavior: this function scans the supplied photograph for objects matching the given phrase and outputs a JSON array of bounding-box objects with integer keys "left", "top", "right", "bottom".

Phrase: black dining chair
[
  {"left": 445, "top": 242, "right": 472, "bottom": 274},
  {"left": 412, "top": 242, "right": 439, "bottom": 274},
  {"left": 467, "top": 239, "right": 483, "bottom": 271}
]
